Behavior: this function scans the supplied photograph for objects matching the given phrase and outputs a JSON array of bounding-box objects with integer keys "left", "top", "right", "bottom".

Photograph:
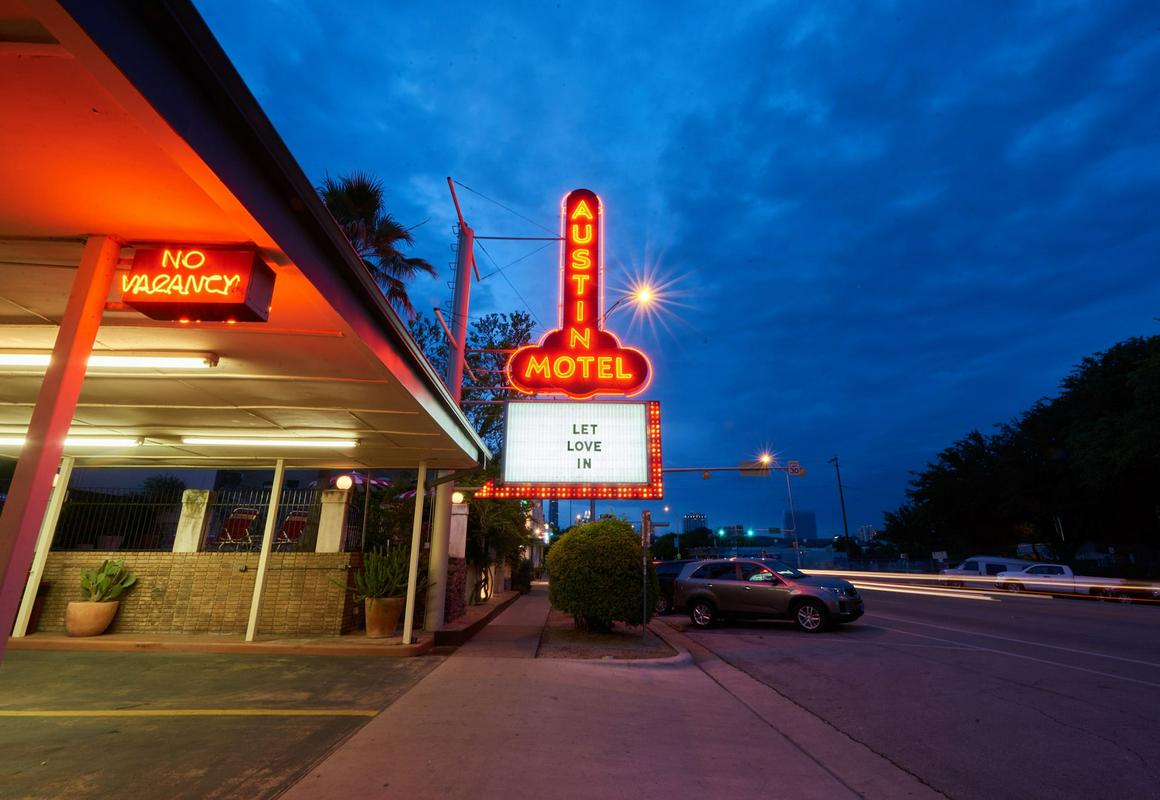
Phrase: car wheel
[
  {"left": 655, "top": 595, "right": 672, "bottom": 615},
  {"left": 1006, "top": 582, "right": 1024, "bottom": 593},
  {"left": 1099, "top": 588, "right": 1131, "bottom": 604},
  {"left": 792, "top": 600, "right": 829, "bottom": 633},
  {"left": 690, "top": 600, "right": 716, "bottom": 629},
  {"left": 946, "top": 580, "right": 964, "bottom": 589}
]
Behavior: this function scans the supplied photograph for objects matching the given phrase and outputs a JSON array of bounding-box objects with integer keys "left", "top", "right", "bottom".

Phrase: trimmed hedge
[{"left": 547, "top": 518, "right": 658, "bottom": 632}]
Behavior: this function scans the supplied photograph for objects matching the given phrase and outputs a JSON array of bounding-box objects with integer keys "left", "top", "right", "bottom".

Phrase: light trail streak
[{"left": 851, "top": 581, "right": 1000, "bottom": 601}]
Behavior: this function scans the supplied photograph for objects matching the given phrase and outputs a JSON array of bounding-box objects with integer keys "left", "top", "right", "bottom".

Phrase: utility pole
[
  {"left": 641, "top": 509, "right": 651, "bottom": 637},
  {"left": 425, "top": 178, "right": 474, "bottom": 632},
  {"left": 828, "top": 455, "right": 851, "bottom": 555}
]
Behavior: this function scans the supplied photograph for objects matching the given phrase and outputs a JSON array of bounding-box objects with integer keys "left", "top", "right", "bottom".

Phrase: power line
[
  {"left": 475, "top": 240, "right": 543, "bottom": 328},
  {"left": 452, "top": 180, "right": 556, "bottom": 235},
  {"left": 479, "top": 240, "right": 556, "bottom": 280}
]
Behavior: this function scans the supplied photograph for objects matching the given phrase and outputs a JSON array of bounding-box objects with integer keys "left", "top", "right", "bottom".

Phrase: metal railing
[
  {"left": 51, "top": 487, "right": 185, "bottom": 551},
  {"left": 203, "top": 488, "right": 322, "bottom": 552}
]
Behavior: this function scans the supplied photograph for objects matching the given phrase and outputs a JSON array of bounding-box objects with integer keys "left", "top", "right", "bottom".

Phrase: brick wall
[{"left": 36, "top": 551, "right": 356, "bottom": 636}]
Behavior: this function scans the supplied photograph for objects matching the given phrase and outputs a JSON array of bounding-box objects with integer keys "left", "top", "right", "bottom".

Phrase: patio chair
[
  {"left": 274, "top": 510, "right": 309, "bottom": 551},
  {"left": 215, "top": 507, "right": 259, "bottom": 550}
]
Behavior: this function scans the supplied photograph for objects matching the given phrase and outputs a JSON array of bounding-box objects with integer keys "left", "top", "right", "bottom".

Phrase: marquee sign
[
  {"left": 506, "top": 189, "right": 651, "bottom": 398},
  {"left": 121, "top": 247, "right": 276, "bottom": 322},
  {"left": 474, "top": 188, "right": 664, "bottom": 501},
  {"left": 475, "top": 401, "right": 663, "bottom": 499}
]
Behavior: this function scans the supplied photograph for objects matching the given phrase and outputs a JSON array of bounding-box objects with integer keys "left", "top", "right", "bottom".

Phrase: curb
[
  {"left": 7, "top": 633, "right": 434, "bottom": 658},
  {"left": 434, "top": 590, "right": 521, "bottom": 647}
]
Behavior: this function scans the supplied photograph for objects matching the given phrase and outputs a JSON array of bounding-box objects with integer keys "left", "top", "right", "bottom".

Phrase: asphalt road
[
  {"left": 668, "top": 585, "right": 1160, "bottom": 800},
  {"left": 0, "top": 651, "right": 441, "bottom": 800}
]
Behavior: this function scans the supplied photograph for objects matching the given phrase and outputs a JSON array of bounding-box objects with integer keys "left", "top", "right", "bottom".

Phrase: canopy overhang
[{"left": 0, "top": 0, "right": 488, "bottom": 470}]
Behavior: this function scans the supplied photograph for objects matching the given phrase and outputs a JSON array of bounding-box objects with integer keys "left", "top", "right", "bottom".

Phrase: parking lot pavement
[
  {"left": 0, "top": 650, "right": 441, "bottom": 800},
  {"left": 664, "top": 590, "right": 1160, "bottom": 800}
]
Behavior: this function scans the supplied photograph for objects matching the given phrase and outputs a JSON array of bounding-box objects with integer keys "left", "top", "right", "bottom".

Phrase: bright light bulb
[
  {"left": 451, "top": 491, "right": 465, "bottom": 504},
  {"left": 335, "top": 475, "right": 354, "bottom": 491},
  {"left": 635, "top": 287, "right": 653, "bottom": 305}
]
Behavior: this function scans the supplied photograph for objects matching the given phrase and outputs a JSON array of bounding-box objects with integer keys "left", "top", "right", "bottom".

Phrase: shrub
[
  {"left": 511, "top": 558, "right": 533, "bottom": 594},
  {"left": 547, "top": 519, "right": 658, "bottom": 632}
]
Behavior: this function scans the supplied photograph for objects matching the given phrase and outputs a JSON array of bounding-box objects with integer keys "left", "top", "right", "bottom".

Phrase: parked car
[
  {"left": 941, "top": 555, "right": 1036, "bottom": 588},
  {"left": 673, "top": 558, "right": 863, "bottom": 632},
  {"left": 996, "top": 563, "right": 1160, "bottom": 602},
  {"left": 654, "top": 559, "right": 695, "bottom": 615}
]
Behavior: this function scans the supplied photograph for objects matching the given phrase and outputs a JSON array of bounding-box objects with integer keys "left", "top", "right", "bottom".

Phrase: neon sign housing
[
  {"left": 121, "top": 247, "right": 275, "bottom": 322},
  {"left": 506, "top": 189, "right": 651, "bottom": 399}
]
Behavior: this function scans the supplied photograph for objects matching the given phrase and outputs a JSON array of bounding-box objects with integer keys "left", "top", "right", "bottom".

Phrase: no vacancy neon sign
[
  {"left": 121, "top": 247, "right": 276, "bottom": 322},
  {"left": 506, "top": 189, "right": 651, "bottom": 398}
]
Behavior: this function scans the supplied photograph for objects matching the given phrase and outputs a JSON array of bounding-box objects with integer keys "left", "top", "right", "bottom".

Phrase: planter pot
[
  {"left": 364, "top": 596, "right": 404, "bottom": 638},
  {"left": 65, "top": 601, "right": 120, "bottom": 637}
]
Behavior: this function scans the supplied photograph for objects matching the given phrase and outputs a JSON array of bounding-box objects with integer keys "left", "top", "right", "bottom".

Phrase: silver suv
[{"left": 674, "top": 558, "right": 863, "bottom": 632}]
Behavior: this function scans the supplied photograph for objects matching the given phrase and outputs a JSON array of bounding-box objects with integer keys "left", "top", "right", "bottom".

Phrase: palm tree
[{"left": 319, "top": 171, "right": 436, "bottom": 319}]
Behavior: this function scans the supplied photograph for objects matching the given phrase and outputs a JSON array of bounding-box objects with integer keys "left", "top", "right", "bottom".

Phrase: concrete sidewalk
[{"left": 281, "top": 585, "right": 941, "bottom": 800}]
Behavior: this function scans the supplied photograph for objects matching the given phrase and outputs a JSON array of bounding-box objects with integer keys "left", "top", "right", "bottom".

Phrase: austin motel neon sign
[
  {"left": 121, "top": 247, "right": 276, "bottom": 322},
  {"left": 506, "top": 189, "right": 651, "bottom": 398},
  {"left": 476, "top": 189, "right": 663, "bottom": 500}
]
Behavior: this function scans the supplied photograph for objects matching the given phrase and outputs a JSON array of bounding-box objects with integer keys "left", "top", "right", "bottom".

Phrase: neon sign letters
[
  {"left": 121, "top": 247, "right": 276, "bottom": 322},
  {"left": 506, "top": 189, "right": 651, "bottom": 399}
]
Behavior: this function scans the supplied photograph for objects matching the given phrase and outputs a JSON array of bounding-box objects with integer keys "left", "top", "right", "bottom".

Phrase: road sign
[{"left": 788, "top": 460, "right": 803, "bottom": 476}]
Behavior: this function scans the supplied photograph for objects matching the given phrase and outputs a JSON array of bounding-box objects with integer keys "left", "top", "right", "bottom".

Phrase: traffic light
[
  {"left": 746, "top": 529, "right": 755, "bottom": 537},
  {"left": 717, "top": 528, "right": 725, "bottom": 537}
]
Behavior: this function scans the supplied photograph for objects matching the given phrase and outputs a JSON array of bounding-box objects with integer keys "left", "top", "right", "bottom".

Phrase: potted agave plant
[
  {"left": 65, "top": 559, "right": 137, "bottom": 637},
  {"left": 337, "top": 547, "right": 411, "bottom": 638}
]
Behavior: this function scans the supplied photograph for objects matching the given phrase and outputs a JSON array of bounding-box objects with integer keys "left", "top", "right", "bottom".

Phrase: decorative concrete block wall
[{"left": 36, "top": 551, "right": 356, "bottom": 636}]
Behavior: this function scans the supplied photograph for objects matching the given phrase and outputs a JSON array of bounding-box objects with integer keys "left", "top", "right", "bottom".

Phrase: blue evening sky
[{"left": 194, "top": 1, "right": 1160, "bottom": 539}]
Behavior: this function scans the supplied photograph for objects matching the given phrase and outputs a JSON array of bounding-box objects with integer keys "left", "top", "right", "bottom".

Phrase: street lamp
[{"left": 601, "top": 285, "right": 654, "bottom": 323}]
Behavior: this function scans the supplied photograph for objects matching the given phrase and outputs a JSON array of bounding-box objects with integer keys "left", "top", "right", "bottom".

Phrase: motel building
[{"left": 0, "top": 1, "right": 491, "bottom": 654}]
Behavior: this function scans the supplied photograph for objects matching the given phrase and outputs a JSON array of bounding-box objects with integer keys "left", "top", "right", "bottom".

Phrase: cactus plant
[
  {"left": 80, "top": 559, "right": 137, "bottom": 602},
  {"left": 335, "top": 547, "right": 410, "bottom": 601}
]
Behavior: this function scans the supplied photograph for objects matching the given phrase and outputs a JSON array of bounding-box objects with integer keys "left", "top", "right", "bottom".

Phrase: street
[{"left": 666, "top": 584, "right": 1160, "bottom": 800}]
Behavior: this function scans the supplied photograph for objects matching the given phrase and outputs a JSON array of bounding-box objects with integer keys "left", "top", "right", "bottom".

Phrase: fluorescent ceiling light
[
  {"left": 0, "top": 437, "right": 143, "bottom": 448},
  {"left": 0, "top": 352, "right": 218, "bottom": 369},
  {"left": 181, "top": 437, "right": 359, "bottom": 448}
]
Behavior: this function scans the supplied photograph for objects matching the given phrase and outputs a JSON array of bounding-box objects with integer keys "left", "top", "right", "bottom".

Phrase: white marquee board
[{"left": 502, "top": 402, "right": 649, "bottom": 485}]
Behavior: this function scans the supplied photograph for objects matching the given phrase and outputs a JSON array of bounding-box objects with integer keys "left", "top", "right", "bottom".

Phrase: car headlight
[{"left": 823, "top": 586, "right": 845, "bottom": 595}]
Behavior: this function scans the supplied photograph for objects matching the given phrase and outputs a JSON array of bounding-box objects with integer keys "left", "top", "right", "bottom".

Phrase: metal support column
[
  {"left": 245, "top": 459, "right": 286, "bottom": 642},
  {"left": 403, "top": 462, "right": 428, "bottom": 645},
  {"left": 12, "top": 457, "right": 75, "bottom": 637},
  {"left": 0, "top": 236, "right": 119, "bottom": 663}
]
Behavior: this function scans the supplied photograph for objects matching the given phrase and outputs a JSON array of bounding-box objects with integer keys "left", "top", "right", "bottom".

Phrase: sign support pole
[
  {"left": 641, "top": 509, "right": 651, "bottom": 637},
  {"left": 426, "top": 188, "right": 474, "bottom": 631}
]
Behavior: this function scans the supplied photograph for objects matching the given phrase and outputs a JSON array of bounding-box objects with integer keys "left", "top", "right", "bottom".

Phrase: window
[
  {"left": 691, "top": 563, "right": 737, "bottom": 580},
  {"left": 1046, "top": 566, "right": 1066, "bottom": 575},
  {"left": 985, "top": 563, "right": 1008, "bottom": 575},
  {"left": 739, "top": 562, "right": 776, "bottom": 582},
  {"left": 960, "top": 561, "right": 979, "bottom": 571},
  {"left": 1028, "top": 566, "right": 1049, "bottom": 574}
]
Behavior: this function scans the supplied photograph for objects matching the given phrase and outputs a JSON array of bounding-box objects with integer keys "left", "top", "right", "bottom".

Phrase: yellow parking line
[{"left": 0, "top": 708, "right": 377, "bottom": 718}]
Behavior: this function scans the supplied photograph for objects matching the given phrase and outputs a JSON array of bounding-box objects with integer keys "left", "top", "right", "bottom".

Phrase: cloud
[{"left": 195, "top": 0, "right": 1160, "bottom": 533}]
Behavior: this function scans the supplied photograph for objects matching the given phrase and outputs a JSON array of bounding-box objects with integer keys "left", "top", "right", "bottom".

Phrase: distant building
[
  {"left": 548, "top": 499, "right": 559, "bottom": 530},
  {"left": 784, "top": 510, "right": 817, "bottom": 540},
  {"left": 682, "top": 512, "right": 708, "bottom": 533}
]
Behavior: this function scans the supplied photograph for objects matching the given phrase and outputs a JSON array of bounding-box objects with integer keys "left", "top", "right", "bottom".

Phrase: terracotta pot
[
  {"left": 364, "top": 596, "right": 404, "bottom": 638},
  {"left": 65, "top": 601, "right": 120, "bottom": 637}
]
